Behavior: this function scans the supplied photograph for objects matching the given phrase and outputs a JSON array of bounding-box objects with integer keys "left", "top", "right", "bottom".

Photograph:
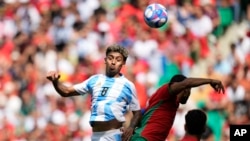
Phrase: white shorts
[{"left": 91, "top": 129, "right": 122, "bottom": 141}]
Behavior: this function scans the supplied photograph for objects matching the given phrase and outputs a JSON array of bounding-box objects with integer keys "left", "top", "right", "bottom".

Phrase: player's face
[
  {"left": 178, "top": 89, "right": 191, "bottom": 104},
  {"left": 105, "top": 52, "right": 125, "bottom": 77}
]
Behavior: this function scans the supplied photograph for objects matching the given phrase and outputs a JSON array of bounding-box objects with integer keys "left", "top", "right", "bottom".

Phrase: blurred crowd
[{"left": 0, "top": 0, "right": 250, "bottom": 141}]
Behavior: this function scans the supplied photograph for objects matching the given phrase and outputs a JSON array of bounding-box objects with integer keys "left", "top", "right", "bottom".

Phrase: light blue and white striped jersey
[{"left": 73, "top": 74, "right": 140, "bottom": 123}]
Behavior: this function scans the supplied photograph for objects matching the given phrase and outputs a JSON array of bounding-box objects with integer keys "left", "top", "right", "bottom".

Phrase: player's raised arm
[
  {"left": 46, "top": 71, "right": 80, "bottom": 97},
  {"left": 169, "top": 75, "right": 224, "bottom": 96}
]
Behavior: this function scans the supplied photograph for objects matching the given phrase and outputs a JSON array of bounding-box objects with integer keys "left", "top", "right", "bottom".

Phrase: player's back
[{"left": 133, "top": 84, "right": 179, "bottom": 141}]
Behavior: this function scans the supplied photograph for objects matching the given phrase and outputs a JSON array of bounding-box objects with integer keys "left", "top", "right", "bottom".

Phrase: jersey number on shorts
[{"left": 101, "top": 87, "right": 109, "bottom": 96}]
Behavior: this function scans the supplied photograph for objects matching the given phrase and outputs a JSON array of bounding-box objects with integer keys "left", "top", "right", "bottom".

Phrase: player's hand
[
  {"left": 46, "top": 71, "right": 60, "bottom": 82},
  {"left": 121, "top": 127, "right": 134, "bottom": 141},
  {"left": 210, "top": 79, "right": 225, "bottom": 94}
]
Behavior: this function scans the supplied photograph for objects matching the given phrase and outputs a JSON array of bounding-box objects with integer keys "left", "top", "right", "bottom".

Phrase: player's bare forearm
[
  {"left": 46, "top": 71, "right": 80, "bottom": 97},
  {"left": 184, "top": 78, "right": 212, "bottom": 88},
  {"left": 122, "top": 110, "right": 142, "bottom": 141},
  {"left": 185, "top": 78, "right": 224, "bottom": 93},
  {"left": 129, "top": 110, "right": 142, "bottom": 129},
  {"left": 170, "top": 78, "right": 224, "bottom": 95},
  {"left": 52, "top": 81, "right": 79, "bottom": 97}
]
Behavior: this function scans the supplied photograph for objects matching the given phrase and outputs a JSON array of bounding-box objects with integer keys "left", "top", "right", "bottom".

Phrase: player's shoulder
[
  {"left": 86, "top": 74, "right": 103, "bottom": 82},
  {"left": 156, "top": 83, "right": 170, "bottom": 93},
  {"left": 121, "top": 76, "right": 136, "bottom": 87},
  {"left": 89, "top": 74, "right": 103, "bottom": 79}
]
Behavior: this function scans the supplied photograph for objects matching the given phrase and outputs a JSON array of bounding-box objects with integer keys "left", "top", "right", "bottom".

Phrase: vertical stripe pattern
[{"left": 73, "top": 74, "right": 140, "bottom": 123}]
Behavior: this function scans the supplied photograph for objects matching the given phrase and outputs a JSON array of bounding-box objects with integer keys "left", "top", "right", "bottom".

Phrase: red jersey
[
  {"left": 133, "top": 84, "right": 179, "bottom": 141},
  {"left": 180, "top": 135, "right": 199, "bottom": 141}
]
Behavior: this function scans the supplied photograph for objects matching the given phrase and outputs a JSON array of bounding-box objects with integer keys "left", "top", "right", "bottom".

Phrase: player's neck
[
  {"left": 182, "top": 134, "right": 200, "bottom": 141},
  {"left": 106, "top": 73, "right": 123, "bottom": 78}
]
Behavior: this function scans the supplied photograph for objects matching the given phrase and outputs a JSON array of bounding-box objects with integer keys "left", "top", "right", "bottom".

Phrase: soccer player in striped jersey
[
  {"left": 46, "top": 44, "right": 141, "bottom": 141},
  {"left": 130, "top": 74, "right": 224, "bottom": 141}
]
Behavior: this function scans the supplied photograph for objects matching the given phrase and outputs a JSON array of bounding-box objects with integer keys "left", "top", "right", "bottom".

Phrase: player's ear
[{"left": 104, "top": 58, "right": 107, "bottom": 64}]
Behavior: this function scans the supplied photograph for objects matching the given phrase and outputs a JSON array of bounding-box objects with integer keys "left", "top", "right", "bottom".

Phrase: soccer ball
[{"left": 144, "top": 3, "right": 168, "bottom": 28}]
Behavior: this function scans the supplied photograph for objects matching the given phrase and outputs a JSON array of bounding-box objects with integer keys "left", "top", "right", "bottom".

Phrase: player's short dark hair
[
  {"left": 201, "top": 126, "right": 213, "bottom": 139},
  {"left": 169, "top": 74, "right": 187, "bottom": 86},
  {"left": 185, "top": 109, "right": 207, "bottom": 136},
  {"left": 106, "top": 44, "right": 128, "bottom": 62}
]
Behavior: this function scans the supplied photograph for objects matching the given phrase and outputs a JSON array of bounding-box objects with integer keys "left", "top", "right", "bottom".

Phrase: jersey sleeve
[
  {"left": 73, "top": 76, "right": 94, "bottom": 95},
  {"left": 128, "top": 83, "right": 141, "bottom": 111}
]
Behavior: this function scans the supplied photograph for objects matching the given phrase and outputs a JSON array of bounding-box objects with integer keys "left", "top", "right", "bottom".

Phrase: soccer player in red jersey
[{"left": 130, "top": 74, "right": 224, "bottom": 141}]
